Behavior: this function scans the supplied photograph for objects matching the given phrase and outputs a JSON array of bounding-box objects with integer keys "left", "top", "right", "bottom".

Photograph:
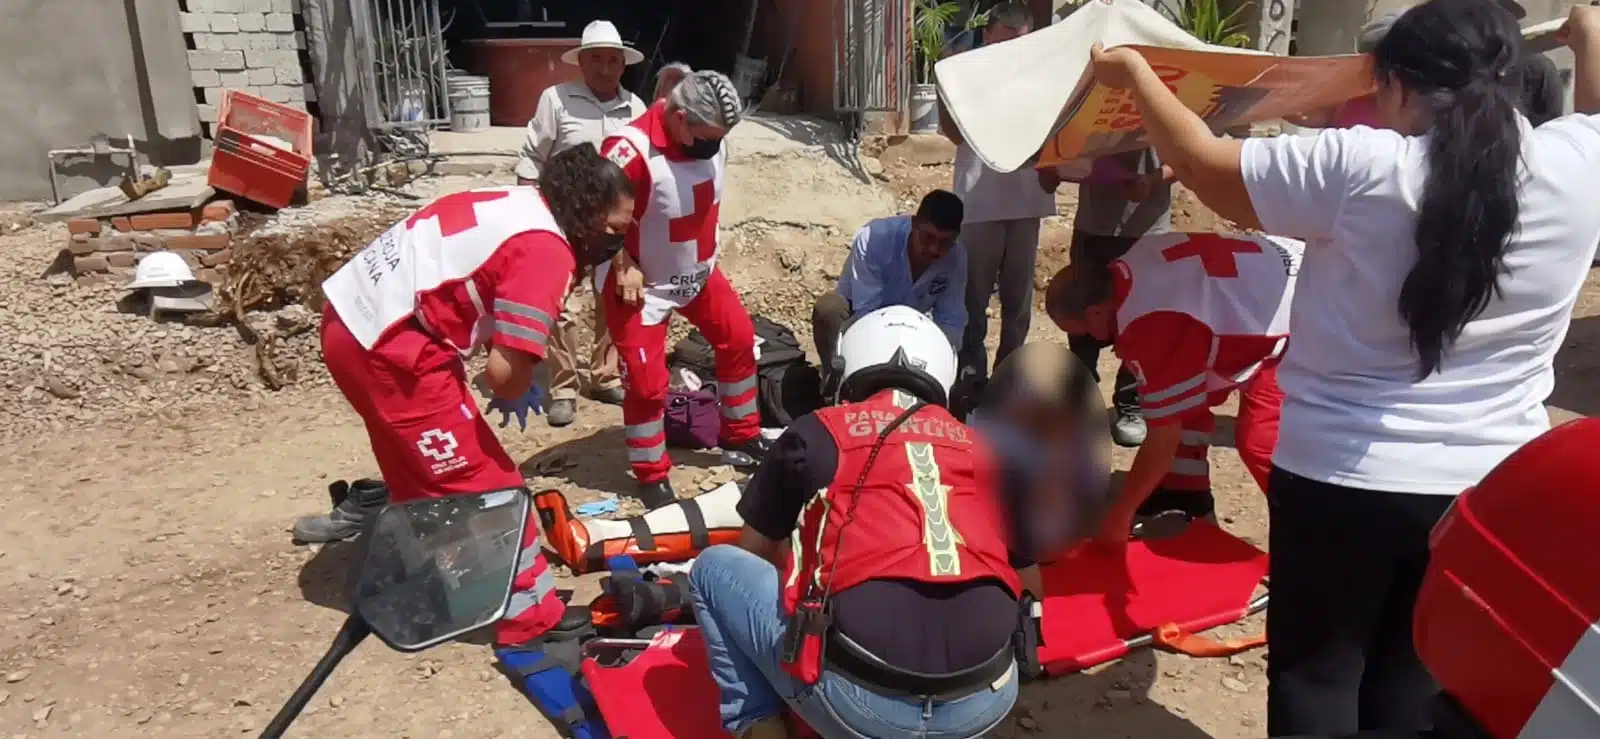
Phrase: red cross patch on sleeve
[{"left": 605, "top": 139, "right": 639, "bottom": 168}]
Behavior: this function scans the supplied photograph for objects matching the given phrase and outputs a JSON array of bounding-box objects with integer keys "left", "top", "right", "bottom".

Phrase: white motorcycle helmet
[{"left": 833, "top": 305, "right": 957, "bottom": 407}]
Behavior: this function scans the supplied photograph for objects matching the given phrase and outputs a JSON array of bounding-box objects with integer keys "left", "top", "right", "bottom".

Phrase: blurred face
[
  {"left": 907, "top": 218, "right": 959, "bottom": 267},
  {"left": 578, "top": 48, "right": 627, "bottom": 97},
  {"left": 986, "top": 20, "right": 1030, "bottom": 44}
]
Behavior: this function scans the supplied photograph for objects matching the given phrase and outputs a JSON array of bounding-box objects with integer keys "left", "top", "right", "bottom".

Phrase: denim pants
[{"left": 688, "top": 545, "right": 1019, "bottom": 738}]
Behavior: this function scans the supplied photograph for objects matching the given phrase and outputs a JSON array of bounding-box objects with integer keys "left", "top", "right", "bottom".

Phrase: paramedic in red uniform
[
  {"left": 689, "top": 306, "right": 1031, "bottom": 739},
  {"left": 599, "top": 69, "right": 767, "bottom": 509},
  {"left": 1046, "top": 232, "right": 1302, "bottom": 540},
  {"left": 296, "top": 145, "right": 637, "bottom": 646}
]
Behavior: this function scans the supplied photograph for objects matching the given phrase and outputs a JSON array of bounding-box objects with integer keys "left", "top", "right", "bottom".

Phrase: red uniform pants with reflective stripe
[
  {"left": 602, "top": 268, "right": 761, "bottom": 484},
  {"left": 1158, "top": 359, "right": 1283, "bottom": 496},
  {"left": 320, "top": 305, "right": 562, "bottom": 644}
]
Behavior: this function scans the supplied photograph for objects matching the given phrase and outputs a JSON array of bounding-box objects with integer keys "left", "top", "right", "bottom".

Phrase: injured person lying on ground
[{"left": 687, "top": 305, "right": 1124, "bottom": 739}]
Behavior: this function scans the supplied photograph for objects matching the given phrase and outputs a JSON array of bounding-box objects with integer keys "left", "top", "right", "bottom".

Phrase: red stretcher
[
  {"left": 578, "top": 522, "right": 1268, "bottom": 736},
  {"left": 1036, "top": 519, "right": 1269, "bottom": 676}
]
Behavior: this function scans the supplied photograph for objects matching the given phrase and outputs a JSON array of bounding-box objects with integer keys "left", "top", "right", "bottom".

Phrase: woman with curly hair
[{"left": 294, "top": 144, "right": 635, "bottom": 647}]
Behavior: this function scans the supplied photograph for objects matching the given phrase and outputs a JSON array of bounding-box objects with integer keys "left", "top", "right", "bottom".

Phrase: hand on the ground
[
  {"left": 1560, "top": 5, "right": 1600, "bottom": 51},
  {"left": 614, "top": 251, "right": 644, "bottom": 306},
  {"left": 488, "top": 383, "right": 545, "bottom": 431},
  {"left": 1089, "top": 43, "right": 1150, "bottom": 91}
]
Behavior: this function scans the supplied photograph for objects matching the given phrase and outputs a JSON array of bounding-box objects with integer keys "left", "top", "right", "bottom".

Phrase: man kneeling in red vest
[{"left": 687, "top": 305, "right": 1036, "bottom": 739}]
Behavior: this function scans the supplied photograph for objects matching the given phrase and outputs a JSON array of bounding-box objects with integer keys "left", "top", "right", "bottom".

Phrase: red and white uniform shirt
[
  {"left": 321, "top": 187, "right": 576, "bottom": 358},
  {"left": 597, "top": 101, "right": 727, "bottom": 326},
  {"left": 1111, "top": 233, "right": 1304, "bottom": 489}
]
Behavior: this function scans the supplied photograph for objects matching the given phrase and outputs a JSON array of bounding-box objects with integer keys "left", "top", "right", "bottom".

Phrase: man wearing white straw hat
[{"left": 516, "top": 19, "right": 647, "bottom": 428}]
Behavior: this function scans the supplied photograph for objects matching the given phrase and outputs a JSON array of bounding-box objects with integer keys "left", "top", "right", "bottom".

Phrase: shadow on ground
[
  {"left": 519, "top": 426, "right": 724, "bottom": 496},
  {"left": 746, "top": 115, "right": 873, "bottom": 185},
  {"left": 993, "top": 651, "right": 1213, "bottom": 738},
  {"left": 1549, "top": 314, "right": 1600, "bottom": 418}
]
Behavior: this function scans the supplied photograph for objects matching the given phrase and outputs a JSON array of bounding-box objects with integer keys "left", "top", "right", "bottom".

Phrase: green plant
[
  {"left": 913, "top": 0, "right": 988, "bottom": 82},
  {"left": 1168, "top": 0, "right": 1253, "bottom": 48}
]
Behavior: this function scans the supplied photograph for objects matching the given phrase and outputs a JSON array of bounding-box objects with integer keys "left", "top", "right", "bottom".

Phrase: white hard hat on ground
[
  {"left": 126, "top": 251, "right": 195, "bottom": 290},
  {"left": 834, "top": 305, "right": 958, "bottom": 407}
]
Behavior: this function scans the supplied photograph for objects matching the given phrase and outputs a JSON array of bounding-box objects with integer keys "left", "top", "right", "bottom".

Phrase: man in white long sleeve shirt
[
  {"left": 513, "top": 20, "right": 647, "bottom": 427},
  {"left": 812, "top": 190, "right": 968, "bottom": 379}
]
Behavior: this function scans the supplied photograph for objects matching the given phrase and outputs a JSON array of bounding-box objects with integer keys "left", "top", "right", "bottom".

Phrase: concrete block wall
[{"left": 177, "top": 0, "right": 316, "bottom": 135}]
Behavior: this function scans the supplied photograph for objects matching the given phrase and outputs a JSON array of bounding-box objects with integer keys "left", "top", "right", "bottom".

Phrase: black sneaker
[
  {"left": 721, "top": 436, "right": 772, "bottom": 468},
  {"left": 292, "top": 479, "right": 389, "bottom": 543},
  {"left": 635, "top": 479, "right": 679, "bottom": 510}
]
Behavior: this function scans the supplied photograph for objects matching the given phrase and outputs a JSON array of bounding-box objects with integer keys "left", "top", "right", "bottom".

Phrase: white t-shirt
[
  {"left": 952, "top": 143, "right": 1057, "bottom": 224},
  {"left": 1240, "top": 115, "right": 1600, "bottom": 495}
]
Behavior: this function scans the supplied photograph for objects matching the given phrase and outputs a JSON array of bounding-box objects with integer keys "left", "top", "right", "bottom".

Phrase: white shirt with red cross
[
  {"left": 1111, "top": 232, "right": 1304, "bottom": 426},
  {"left": 321, "top": 187, "right": 576, "bottom": 358},
  {"left": 597, "top": 103, "right": 727, "bottom": 327}
]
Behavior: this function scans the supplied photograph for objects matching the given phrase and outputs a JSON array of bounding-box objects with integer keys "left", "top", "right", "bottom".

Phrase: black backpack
[{"left": 668, "top": 315, "right": 824, "bottom": 427}]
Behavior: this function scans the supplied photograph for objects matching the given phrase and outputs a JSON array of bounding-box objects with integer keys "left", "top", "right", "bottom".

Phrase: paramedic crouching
[
  {"left": 690, "top": 306, "right": 1030, "bottom": 739},
  {"left": 811, "top": 190, "right": 967, "bottom": 385}
]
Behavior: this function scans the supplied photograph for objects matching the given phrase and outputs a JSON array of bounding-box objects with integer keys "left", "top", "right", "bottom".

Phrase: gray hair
[
  {"left": 667, "top": 70, "right": 742, "bottom": 130},
  {"left": 653, "top": 61, "right": 692, "bottom": 100},
  {"left": 989, "top": 1, "right": 1032, "bottom": 32},
  {"left": 1358, "top": 8, "right": 1407, "bottom": 53}
]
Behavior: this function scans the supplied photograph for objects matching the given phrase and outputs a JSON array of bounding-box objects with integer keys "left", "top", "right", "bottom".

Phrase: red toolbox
[{"left": 208, "top": 90, "right": 313, "bottom": 210}]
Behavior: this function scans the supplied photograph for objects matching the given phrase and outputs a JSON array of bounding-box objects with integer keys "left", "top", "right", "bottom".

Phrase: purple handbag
[{"left": 664, "top": 387, "right": 719, "bottom": 450}]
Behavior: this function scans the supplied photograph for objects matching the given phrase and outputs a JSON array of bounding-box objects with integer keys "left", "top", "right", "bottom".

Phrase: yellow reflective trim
[{"left": 904, "top": 441, "right": 963, "bottom": 577}]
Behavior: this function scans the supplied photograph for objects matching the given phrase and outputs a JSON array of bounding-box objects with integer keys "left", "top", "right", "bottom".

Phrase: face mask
[
  {"left": 683, "top": 136, "right": 722, "bottom": 160},
  {"left": 580, "top": 233, "right": 626, "bottom": 268}
]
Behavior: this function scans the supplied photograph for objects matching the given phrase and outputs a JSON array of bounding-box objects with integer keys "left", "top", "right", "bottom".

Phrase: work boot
[
  {"left": 739, "top": 716, "right": 791, "bottom": 739},
  {"left": 636, "top": 479, "right": 679, "bottom": 510},
  {"left": 546, "top": 398, "right": 578, "bottom": 428},
  {"left": 721, "top": 436, "right": 773, "bottom": 469},
  {"left": 292, "top": 479, "right": 389, "bottom": 544},
  {"left": 591, "top": 386, "right": 626, "bottom": 405}
]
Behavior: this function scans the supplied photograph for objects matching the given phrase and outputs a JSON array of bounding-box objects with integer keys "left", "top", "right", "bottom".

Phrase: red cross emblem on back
[
  {"left": 1161, "top": 233, "right": 1262, "bottom": 278},
  {"left": 668, "top": 180, "right": 720, "bottom": 261},
  {"left": 406, "top": 190, "right": 512, "bottom": 237}
]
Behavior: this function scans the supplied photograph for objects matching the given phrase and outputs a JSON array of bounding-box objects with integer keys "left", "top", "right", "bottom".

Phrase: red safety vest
[{"left": 778, "top": 389, "right": 1021, "bottom": 684}]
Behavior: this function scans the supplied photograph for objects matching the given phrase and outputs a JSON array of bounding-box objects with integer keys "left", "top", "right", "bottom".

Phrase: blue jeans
[{"left": 688, "top": 545, "right": 1019, "bottom": 738}]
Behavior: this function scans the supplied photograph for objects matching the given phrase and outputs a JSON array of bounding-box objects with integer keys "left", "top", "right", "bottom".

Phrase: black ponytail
[{"left": 1373, "top": 0, "right": 1523, "bottom": 379}]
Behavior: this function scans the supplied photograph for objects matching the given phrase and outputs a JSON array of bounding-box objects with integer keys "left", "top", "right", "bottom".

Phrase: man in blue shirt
[{"left": 811, "top": 190, "right": 967, "bottom": 383}]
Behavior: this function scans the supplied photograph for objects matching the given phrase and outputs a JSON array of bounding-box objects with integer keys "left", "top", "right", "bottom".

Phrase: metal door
[
  {"left": 353, "top": 0, "right": 451, "bottom": 130},
  {"left": 833, "top": 0, "right": 913, "bottom": 112}
]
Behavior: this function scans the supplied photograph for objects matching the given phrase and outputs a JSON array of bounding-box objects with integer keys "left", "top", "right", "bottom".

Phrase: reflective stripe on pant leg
[
  {"left": 718, "top": 374, "right": 759, "bottom": 421},
  {"left": 1160, "top": 416, "right": 1215, "bottom": 492},
  {"left": 497, "top": 510, "right": 563, "bottom": 645},
  {"left": 608, "top": 288, "right": 675, "bottom": 483},
  {"left": 679, "top": 269, "right": 760, "bottom": 443}
]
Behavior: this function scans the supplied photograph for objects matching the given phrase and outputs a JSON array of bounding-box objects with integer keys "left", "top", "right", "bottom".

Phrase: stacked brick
[
  {"left": 179, "top": 0, "right": 314, "bottom": 132},
  {"left": 64, "top": 201, "right": 239, "bottom": 288}
]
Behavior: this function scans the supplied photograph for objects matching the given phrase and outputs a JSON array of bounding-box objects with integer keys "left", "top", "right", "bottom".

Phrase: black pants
[
  {"left": 1265, "top": 466, "right": 1456, "bottom": 737},
  {"left": 1067, "top": 333, "right": 1139, "bottom": 412},
  {"left": 812, "top": 291, "right": 851, "bottom": 372}
]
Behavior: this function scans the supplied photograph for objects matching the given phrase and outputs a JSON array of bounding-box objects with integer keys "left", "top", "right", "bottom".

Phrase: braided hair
[{"left": 667, "top": 70, "right": 743, "bottom": 130}]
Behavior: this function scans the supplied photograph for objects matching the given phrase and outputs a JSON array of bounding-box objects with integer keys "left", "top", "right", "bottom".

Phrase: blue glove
[{"left": 487, "top": 383, "right": 544, "bottom": 431}]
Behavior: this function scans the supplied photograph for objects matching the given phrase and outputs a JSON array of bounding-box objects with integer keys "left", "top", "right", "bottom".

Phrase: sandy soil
[{"left": 0, "top": 125, "right": 1595, "bottom": 738}]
